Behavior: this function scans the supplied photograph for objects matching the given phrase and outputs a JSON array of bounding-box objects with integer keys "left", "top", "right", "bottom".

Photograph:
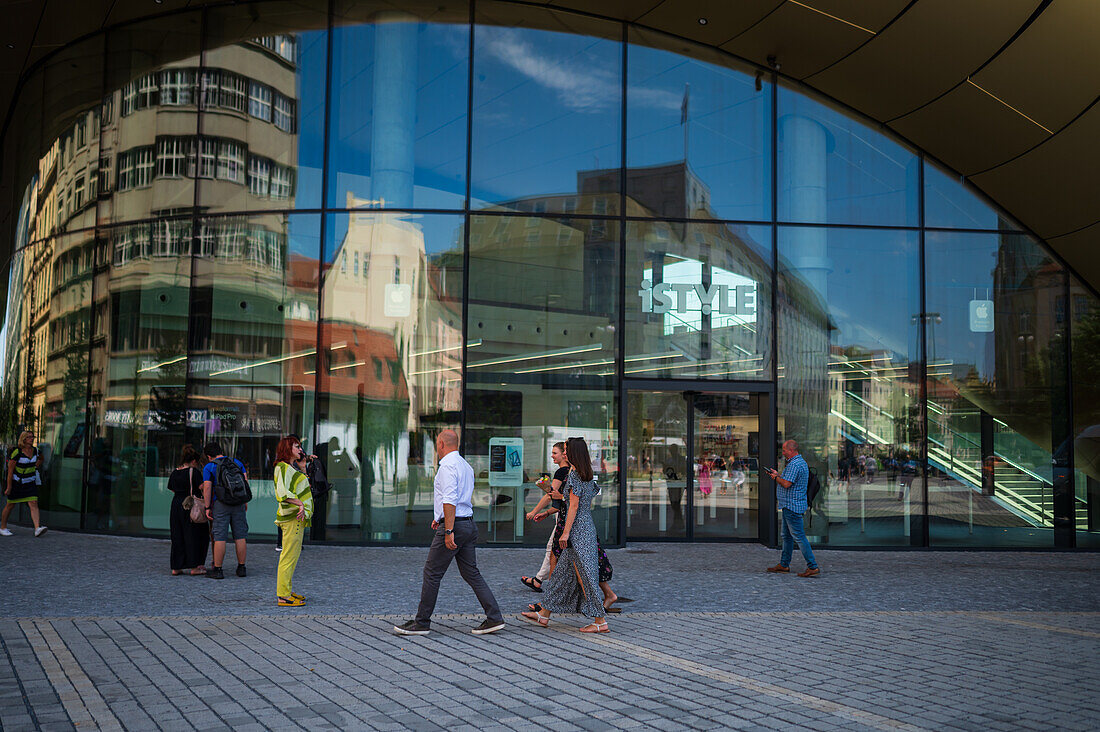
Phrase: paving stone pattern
[{"left": 0, "top": 530, "right": 1098, "bottom": 730}]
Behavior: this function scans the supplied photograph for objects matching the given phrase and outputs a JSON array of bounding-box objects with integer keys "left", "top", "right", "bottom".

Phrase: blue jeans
[{"left": 780, "top": 508, "right": 817, "bottom": 569}]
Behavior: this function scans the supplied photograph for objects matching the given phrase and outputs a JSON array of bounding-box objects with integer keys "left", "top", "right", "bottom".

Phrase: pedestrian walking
[
  {"left": 520, "top": 437, "right": 610, "bottom": 633},
  {"left": 765, "top": 440, "right": 820, "bottom": 577},
  {"left": 168, "top": 445, "right": 208, "bottom": 575},
  {"left": 520, "top": 441, "right": 569, "bottom": 593},
  {"left": 1, "top": 431, "right": 47, "bottom": 537},
  {"left": 274, "top": 436, "right": 313, "bottom": 607},
  {"left": 393, "top": 429, "right": 504, "bottom": 636},
  {"left": 202, "top": 442, "right": 251, "bottom": 580}
]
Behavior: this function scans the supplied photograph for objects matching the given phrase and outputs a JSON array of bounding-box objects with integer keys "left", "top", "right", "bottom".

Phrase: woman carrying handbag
[{"left": 168, "top": 445, "right": 209, "bottom": 576}]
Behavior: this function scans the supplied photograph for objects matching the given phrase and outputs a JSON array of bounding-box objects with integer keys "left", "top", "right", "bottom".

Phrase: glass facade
[{"left": 1, "top": 1, "right": 1094, "bottom": 548}]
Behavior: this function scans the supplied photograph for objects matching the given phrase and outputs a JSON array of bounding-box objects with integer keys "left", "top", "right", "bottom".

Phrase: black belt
[{"left": 454, "top": 516, "right": 473, "bottom": 521}]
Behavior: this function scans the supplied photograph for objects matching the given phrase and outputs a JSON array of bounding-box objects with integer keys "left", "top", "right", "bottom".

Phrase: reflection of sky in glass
[
  {"left": 472, "top": 25, "right": 621, "bottom": 206},
  {"left": 924, "top": 162, "right": 1007, "bottom": 231},
  {"left": 295, "top": 29, "right": 328, "bottom": 209},
  {"left": 325, "top": 212, "right": 462, "bottom": 264},
  {"left": 779, "top": 86, "right": 919, "bottom": 227},
  {"left": 628, "top": 42, "right": 770, "bottom": 222},
  {"left": 327, "top": 22, "right": 468, "bottom": 210},
  {"left": 781, "top": 228, "right": 919, "bottom": 361}
]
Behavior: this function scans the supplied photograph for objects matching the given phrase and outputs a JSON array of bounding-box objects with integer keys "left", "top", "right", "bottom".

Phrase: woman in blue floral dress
[{"left": 520, "top": 438, "right": 609, "bottom": 633}]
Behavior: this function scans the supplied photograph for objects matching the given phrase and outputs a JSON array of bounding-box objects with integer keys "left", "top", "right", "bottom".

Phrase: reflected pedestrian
[
  {"left": 1, "top": 431, "right": 47, "bottom": 537},
  {"left": 168, "top": 445, "right": 208, "bottom": 575}
]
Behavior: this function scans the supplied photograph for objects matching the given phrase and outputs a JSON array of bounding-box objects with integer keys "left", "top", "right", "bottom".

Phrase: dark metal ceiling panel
[
  {"left": 103, "top": 0, "right": 194, "bottom": 27},
  {"left": 801, "top": 0, "right": 908, "bottom": 32},
  {"left": 720, "top": 2, "right": 874, "bottom": 79},
  {"left": 971, "top": 0, "right": 1100, "bottom": 134},
  {"left": 1048, "top": 222, "right": 1100, "bottom": 291},
  {"left": 33, "top": 0, "right": 110, "bottom": 48},
  {"left": 805, "top": 0, "right": 1040, "bottom": 123},
  {"left": 890, "top": 80, "right": 1051, "bottom": 176},
  {"left": 549, "top": 0, "right": 655, "bottom": 23},
  {"left": 971, "top": 100, "right": 1100, "bottom": 240},
  {"left": 635, "top": 0, "right": 783, "bottom": 48}
]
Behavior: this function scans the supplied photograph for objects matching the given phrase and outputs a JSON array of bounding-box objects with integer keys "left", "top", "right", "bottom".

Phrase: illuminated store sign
[{"left": 637, "top": 279, "right": 757, "bottom": 316}]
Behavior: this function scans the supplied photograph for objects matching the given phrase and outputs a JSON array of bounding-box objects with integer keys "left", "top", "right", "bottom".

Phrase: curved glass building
[{"left": 1, "top": 1, "right": 1097, "bottom": 549}]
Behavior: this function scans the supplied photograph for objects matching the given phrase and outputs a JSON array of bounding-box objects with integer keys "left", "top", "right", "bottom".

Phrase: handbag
[{"left": 182, "top": 467, "right": 207, "bottom": 524}]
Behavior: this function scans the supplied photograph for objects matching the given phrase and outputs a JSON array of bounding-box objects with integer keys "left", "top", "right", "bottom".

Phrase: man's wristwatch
[{"left": 444, "top": 528, "right": 454, "bottom": 535}]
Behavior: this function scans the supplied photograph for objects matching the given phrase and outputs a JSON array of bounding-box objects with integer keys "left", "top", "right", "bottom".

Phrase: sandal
[
  {"left": 518, "top": 611, "right": 549, "bottom": 627},
  {"left": 171, "top": 570, "right": 183, "bottom": 576},
  {"left": 527, "top": 603, "right": 543, "bottom": 613},
  {"left": 291, "top": 592, "right": 305, "bottom": 601},
  {"left": 520, "top": 576, "right": 542, "bottom": 592},
  {"left": 277, "top": 596, "right": 305, "bottom": 607},
  {"left": 579, "top": 621, "right": 609, "bottom": 634},
  {"left": 190, "top": 567, "right": 206, "bottom": 576}
]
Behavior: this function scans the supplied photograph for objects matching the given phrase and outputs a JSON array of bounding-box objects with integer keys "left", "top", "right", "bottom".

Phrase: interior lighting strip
[
  {"left": 513, "top": 358, "right": 615, "bottom": 375},
  {"left": 137, "top": 355, "right": 187, "bottom": 373},
  {"left": 330, "top": 360, "right": 366, "bottom": 372},
  {"left": 469, "top": 344, "right": 601, "bottom": 369},
  {"left": 411, "top": 339, "right": 482, "bottom": 358},
  {"left": 210, "top": 348, "right": 317, "bottom": 376}
]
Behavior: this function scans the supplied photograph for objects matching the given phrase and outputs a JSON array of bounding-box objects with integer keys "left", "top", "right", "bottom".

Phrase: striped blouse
[
  {"left": 273, "top": 461, "right": 313, "bottom": 525},
  {"left": 8, "top": 446, "right": 39, "bottom": 501}
]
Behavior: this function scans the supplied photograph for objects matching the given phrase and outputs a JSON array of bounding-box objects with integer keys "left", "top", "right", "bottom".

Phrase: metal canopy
[{"left": 0, "top": 0, "right": 1097, "bottom": 286}]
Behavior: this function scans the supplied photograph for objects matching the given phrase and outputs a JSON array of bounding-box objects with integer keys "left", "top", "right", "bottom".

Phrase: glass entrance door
[
  {"left": 626, "top": 389, "right": 765, "bottom": 540},
  {"left": 692, "top": 393, "right": 761, "bottom": 539}
]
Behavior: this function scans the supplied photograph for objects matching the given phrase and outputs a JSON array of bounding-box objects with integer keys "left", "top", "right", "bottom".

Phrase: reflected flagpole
[{"left": 680, "top": 82, "right": 690, "bottom": 164}]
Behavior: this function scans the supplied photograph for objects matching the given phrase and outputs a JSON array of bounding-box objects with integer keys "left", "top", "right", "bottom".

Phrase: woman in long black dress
[{"left": 168, "top": 445, "right": 209, "bottom": 575}]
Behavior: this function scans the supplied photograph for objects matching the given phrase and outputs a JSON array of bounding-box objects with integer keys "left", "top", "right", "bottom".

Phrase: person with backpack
[
  {"left": 764, "top": 440, "right": 820, "bottom": 577},
  {"left": 202, "top": 441, "right": 251, "bottom": 580}
]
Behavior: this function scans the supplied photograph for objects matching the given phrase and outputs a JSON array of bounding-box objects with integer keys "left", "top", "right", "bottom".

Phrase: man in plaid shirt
[{"left": 765, "top": 440, "right": 820, "bottom": 577}]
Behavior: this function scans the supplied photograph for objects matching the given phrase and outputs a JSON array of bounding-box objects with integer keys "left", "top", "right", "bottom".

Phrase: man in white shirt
[{"left": 394, "top": 429, "right": 504, "bottom": 636}]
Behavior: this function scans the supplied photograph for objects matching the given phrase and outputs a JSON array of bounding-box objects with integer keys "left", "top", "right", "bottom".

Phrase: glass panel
[
  {"left": 88, "top": 221, "right": 190, "bottom": 532},
  {"left": 466, "top": 214, "right": 619, "bottom": 545},
  {"left": 923, "top": 161, "right": 1019, "bottom": 231},
  {"left": 626, "top": 222, "right": 771, "bottom": 380},
  {"left": 101, "top": 13, "right": 203, "bottom": 224},
  {"left": 471, "top": 4, "right": 622, "bottom": 211},
  {"left": 15, "top": 234, "right": 92, "bottom": 530},
  {"left": 186, "top": 214, "right": 321, "bottom": 538},
  {"left": 926, "top": 232, "right": 1062, "bottom": 547},
  {"left": 328, "top": 1, "right": 469, "bottom": 211},
  {"left": 41, "top": 37, "right": 105, "bottom": 236},
  {"left": 778, "top": 226, "right": 921, "bottom": 546},
  {"left": 625, "top": 391, "right": 687, "bottom": 539},
  {"left": 627, "top": 29, "right": 770, "bottom": 222},
  {"left": 202, "top": 1, "right": 329, "bottom": 212},
  {"left": 1068, "top": 277, "right": 1099, "bottom": 546},
  {"left": 778, "top": 84, "right": 919, "bottom": 227},
  {"left": 318, "top": 212, "right": 463, "bottom": 542},
  {"left": 693, "top": 393, "right": 760, "bottom": 539}
]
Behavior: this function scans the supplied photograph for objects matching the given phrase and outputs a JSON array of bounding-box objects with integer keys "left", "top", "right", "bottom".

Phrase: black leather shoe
[
  {"left": 472, "top": 619, "right": 505, "bottom": 635},
  {"left": 207, "top": 567, "right": 224, "bottom": 579},
  {"left": 236, "top": 564, "right": 246, "bottom": 577},
  {"left": 393, "top": 620, "right": 430, "bottom": 636}
]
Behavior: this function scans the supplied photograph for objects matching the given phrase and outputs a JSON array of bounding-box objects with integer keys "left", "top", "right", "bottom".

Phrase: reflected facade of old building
[{"left": 1, "top": 0, "right": 1097, "bottom": 548}]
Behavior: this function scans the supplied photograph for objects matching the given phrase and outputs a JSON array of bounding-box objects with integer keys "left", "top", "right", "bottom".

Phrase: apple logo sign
[
  {"left": 384, "top": 283, "right": 413, "bottom": 317},
  {"left": 969, "top": 299, "right": 994, "bottom": 333}
]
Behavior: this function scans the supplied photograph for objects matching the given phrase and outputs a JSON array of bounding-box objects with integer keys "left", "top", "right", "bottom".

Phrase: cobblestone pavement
[{"left": 1, "top": 530, "right": 1098, "bottom": 730}]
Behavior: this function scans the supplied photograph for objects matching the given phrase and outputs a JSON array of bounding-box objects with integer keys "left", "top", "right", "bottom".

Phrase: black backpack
[
  {"left": 306, "top": 458, "right": 330, "bottom": 498},
  {"left": 806, "top": 469, "right": 822, "bottom": 507},
  {"left": 214, "top": 457, "right": 252, "bottom": 506}
]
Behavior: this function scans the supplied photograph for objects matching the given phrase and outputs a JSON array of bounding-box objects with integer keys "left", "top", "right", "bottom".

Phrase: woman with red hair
[{"left": 274, "top": 436, "right": 313, "bottom": 606}]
